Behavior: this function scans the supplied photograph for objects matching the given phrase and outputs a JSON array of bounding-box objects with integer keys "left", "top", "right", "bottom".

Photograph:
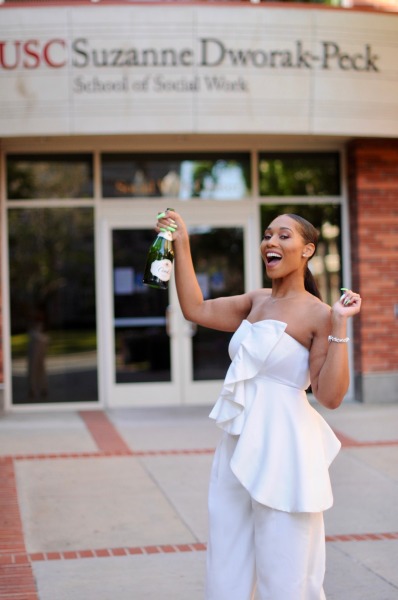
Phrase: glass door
[
  {"left": 181, "top": 225, "right": 245, "bottom": 405},
  {"left": 112, "top": 228, "right": 172, "bottom": 385},
  {"left": 100, "top": 220, "right": 179, "bottom": 406},
  {"left": 100, "top": 207, "right": 252, "bottom": 408}
]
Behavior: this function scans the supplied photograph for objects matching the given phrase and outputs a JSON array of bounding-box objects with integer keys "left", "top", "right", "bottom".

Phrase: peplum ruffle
[{"left": 209, "top": 319, "right": 341, "bottom": 513}]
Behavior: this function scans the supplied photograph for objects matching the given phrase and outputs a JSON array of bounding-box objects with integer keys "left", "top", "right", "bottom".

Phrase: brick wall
[
  {"left": 0, "top": 270, "right": 2, "bottom": 385},
  {"left": 347, "top": 139, "right": 398, "bottom": 399}
]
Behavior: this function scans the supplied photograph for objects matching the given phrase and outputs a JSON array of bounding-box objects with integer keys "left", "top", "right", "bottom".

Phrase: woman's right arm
[{"left": 157, "top": 210, "right": 252, "bottom": 332}]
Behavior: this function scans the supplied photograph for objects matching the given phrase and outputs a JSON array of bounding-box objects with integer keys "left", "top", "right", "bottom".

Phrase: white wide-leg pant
[{"left": 206, "top": 434, "right": 327, "bottom": 600}]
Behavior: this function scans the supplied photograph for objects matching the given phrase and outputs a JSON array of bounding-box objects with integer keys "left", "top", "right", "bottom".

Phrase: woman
[{"left": 156, "top": 209, "right": 361, "bottom": 600}]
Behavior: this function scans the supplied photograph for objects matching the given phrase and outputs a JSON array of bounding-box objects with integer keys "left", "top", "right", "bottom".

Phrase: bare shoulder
[
  {"left": 247, "top": 288, "right": 272, "bottom": 305},
  {"left": 287, "top": 294, "right": 331, "bottom": 346}
]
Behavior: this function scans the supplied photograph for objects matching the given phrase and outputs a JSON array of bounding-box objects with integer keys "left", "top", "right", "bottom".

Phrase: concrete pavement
[{"left": 0, "top": 402, "right": 398, "bottom": 599}]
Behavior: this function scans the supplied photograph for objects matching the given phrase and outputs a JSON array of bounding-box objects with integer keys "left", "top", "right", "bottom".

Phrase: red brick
[
  {"left": 14, "top": 554, "right": 29, "bottom": 564},
  {"left": 29, "top": 553, "right": 45, "bottom": 561},
  {"left": 77, "top": 550, "right": 95, "bottom": 558},
  {"left": 191, "top": 542, "right": 207, "bottom": 551},
  {"left": 94, "top": 549, "right": 111, "bottom": 557},
  {"left": 111, "top": 548, "right": 127, "bottom": 556},
  {"left": 144, "top": 546, "right": 160, "bottom": 554},
  {"left": 347, "top": 139, "right": 398, "bottom": 381},
  {"left": 175, "top": 544, "right": 193, "bottom": 552},
  {"left": 46, "top": 552, "right": 61, "bottom": 560},
  {"left": 62, "top": 551, "right": 78, "bottom": 559},
  {"left": 159, "top": 545, "right": 177, "bottom": 553},
  {"left": 127, "top": 547, "right": 144, "bottom": 555}
]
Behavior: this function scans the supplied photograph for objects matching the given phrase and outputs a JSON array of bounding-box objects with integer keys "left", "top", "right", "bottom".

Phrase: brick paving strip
[
  {"left": 1, "top": 532, "right": 397, "bottom": 567},
  {"left": 333, "top": 429, "right": 398, "bottom": 447},
  {"left": 0, "top": 410, "right": 397, "bottom": 598},
  {"left": 0, "top": 458, "right": 39, "bottom": 600},
  {"left": 79, "top": 410, "right": 133, "bottom": 454}
]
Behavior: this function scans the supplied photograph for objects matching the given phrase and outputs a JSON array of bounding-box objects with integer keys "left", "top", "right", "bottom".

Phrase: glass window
[
  {"left": 8, "top": 208, "right": 97, "bottom": 404},
  {"left": 101, "top": 153, "right": 251, "bottom": 200},
  {"left": 260, "top": 204, "right": 342, "bottom": 307},
  {"left": 112, "top": 229, "right": 171, "bottom": 384},
  {"left": 259, "top": 152, "right": 340, "bottom": 196},
  {"left": 7, "top": 154, "right": 93, "bottom": 200},
  {"left": 189, "top": 226, "right": 245, "bottom": 380}
]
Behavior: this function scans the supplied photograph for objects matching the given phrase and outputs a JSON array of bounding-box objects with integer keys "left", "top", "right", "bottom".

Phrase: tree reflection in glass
[{"left": 8, "top": 208, "right": 97, "bottom": 404}]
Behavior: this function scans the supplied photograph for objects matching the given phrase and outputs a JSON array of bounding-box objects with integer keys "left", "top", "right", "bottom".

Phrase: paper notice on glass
[{"left": 114, "top": 267, "right": 134, "bottom": 295}]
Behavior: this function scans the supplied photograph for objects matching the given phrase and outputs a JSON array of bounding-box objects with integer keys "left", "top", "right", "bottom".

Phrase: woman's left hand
[{"left": 332, "top": 289, "right": 362, "bottom": 317}]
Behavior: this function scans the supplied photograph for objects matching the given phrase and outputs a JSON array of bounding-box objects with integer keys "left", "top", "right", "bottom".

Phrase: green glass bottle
[{"left": 143, "top": 210, "right": 175, "bottom": 290}]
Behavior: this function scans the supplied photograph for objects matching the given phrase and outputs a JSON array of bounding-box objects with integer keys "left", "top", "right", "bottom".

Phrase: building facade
[{"left": 1, "top": 1, "right": 397, "bottom": 411}]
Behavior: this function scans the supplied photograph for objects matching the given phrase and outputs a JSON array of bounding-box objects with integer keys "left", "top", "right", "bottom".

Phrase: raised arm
[
  {"left": 309, "top": 289, "right": 361, "bottom": 409},
  {"left": 156, "top": 210, "right": 252, "bottom": 332}
]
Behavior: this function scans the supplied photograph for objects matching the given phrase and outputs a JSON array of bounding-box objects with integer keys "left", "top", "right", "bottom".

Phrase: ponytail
[{"left": 304, "top": 266, "right": 322, "bottom": 300}]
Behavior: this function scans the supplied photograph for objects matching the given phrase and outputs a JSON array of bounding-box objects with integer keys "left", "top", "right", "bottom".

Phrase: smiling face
[{"left": 260, "top": 215, "right": 315, "bottom": 279}]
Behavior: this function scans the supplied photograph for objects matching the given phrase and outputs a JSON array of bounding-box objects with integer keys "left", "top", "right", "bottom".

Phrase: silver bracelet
[{"left": 328, "top": 335, "right": 350, "bottom": 343}]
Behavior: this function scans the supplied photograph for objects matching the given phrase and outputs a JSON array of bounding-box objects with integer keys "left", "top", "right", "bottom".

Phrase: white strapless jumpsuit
[{"left": 206, "top": 320, "right": 341, "bottom": 600}]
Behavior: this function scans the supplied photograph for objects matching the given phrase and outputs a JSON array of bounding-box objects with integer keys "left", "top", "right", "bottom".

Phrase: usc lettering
[{"left": 0, "top": 39, "right": 67, "bottom": 69}]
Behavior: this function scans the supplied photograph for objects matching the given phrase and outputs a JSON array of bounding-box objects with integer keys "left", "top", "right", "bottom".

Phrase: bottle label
[{"left": 150, "top": 259, "right": 173, "bottom": 282}]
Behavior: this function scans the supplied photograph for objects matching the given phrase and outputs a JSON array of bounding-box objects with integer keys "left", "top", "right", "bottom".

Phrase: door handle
[{"left": 165, "top": 305, "right": 172, "bottom": 337}]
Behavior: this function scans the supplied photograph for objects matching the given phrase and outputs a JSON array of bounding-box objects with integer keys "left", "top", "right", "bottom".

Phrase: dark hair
[{"left": 284, "top": 213, "right": 322, "bottom": 300}]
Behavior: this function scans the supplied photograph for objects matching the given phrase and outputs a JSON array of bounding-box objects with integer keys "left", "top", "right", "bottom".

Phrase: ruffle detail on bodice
[
  {"left": 209, "top": 319, "right": 341, "bottom": 513},
  {"left": 209, "top": 320, "right": 287, "bottom": 436}
]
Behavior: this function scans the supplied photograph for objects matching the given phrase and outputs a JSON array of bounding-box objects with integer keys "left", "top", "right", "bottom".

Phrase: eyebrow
[{"left": 265, "top": 226, "right": 293, "bottom": 232}]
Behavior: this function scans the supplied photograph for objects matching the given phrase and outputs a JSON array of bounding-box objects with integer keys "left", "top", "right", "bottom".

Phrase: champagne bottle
[{"left": 143, "top": 209, "right": 175, "bottom": 290}]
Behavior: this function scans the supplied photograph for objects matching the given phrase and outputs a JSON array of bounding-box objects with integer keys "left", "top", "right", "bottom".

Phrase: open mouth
[{"left": 266, "top": 252, "right": 282, "bottom": 266}]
